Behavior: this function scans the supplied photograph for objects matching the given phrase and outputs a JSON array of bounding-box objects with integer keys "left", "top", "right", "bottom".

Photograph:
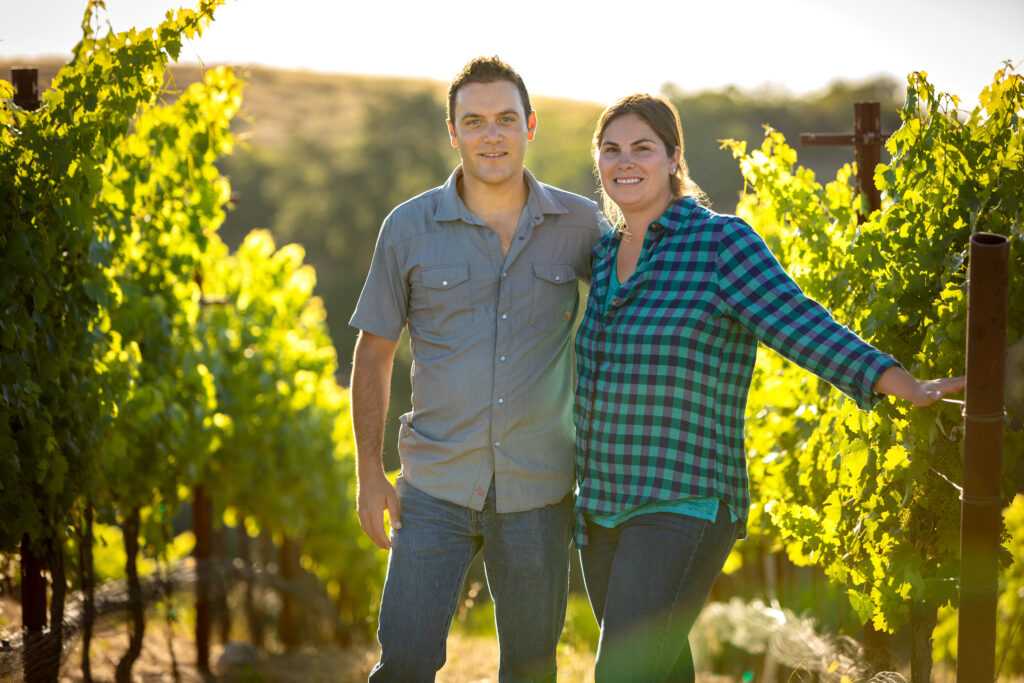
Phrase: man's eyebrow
[{"left": 460, "top": 110, "right": 521, "bottom": 121}]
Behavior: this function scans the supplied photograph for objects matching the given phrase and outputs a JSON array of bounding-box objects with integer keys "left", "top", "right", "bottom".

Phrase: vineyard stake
[
  {"left": 801, "top": 102, "right": 889, "bottom": 219},
  {"left": 12, "top": 67, "right": 40, "bottom": 110},
  {"left": 957, "top": 232, "right": 1009, "bottom": 683},
  {"left": 279, "top": 536, "right": 301, "bottom": 651},
  {"left": 801, "top": 102, "right": 893, "bottom": 672},
  {"left": 194, "top": 283, "right": 228, "bottom": 675},
  {"left": 12, "top": 66, "right": 51, "bottom": 683},
  {"left": 193, "top": 484, "right": 213, "bottom": 674}
]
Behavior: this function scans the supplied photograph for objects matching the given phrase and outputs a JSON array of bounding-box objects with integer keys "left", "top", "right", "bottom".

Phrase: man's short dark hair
[{"left": 447, "top": 56, "right": 532, "bottom": 122}]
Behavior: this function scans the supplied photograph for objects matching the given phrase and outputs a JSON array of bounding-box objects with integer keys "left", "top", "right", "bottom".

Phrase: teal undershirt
[{"left": 589, "top": 238, "right": 738, "bottom": 529}]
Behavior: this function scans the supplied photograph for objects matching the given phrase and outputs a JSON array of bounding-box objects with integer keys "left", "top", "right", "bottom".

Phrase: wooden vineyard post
[
  {"left": 801, "top": 101, "right": 888, "bottom": 220},
  {"left": 801, "top": 103, "right": 895, "bottom": 673},
  {"left": 19, "top": 535, "right": 47, "bottom": 683},
  {"left": 957, "top": 232, "right": 1009, "bottom": 683},
  {"left": 12, "top": 67, "right": 52, "bottom": 683},
  {"left": 194, "top": 282, "right": 228, "bottom": 674},
  {"left": 193, "top": 484, "right": 213, "bottom": 674},
  {"left": 279, "top": 536, "right": 301, "bottom": 651},
  {"left": 12, "top": 67, "right": 40, "bottom": 110}
]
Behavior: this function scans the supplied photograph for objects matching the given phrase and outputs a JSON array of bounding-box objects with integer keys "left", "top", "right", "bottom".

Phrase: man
[{"left": 349, "top": 56, "right": 605, "bottom": 682}]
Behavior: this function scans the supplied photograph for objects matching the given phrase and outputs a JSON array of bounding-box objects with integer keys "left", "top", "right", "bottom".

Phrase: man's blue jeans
[
  {"left": 369, "top": 477, "right": 572, "bottom": 683},
  {"left": 580, "top": 506, "right": 738, "bottom": 683}
]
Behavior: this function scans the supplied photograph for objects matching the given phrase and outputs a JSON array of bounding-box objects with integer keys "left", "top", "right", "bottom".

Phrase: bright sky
[{"left": 3, "top": 0, "right": 1021, "bottom": 105}]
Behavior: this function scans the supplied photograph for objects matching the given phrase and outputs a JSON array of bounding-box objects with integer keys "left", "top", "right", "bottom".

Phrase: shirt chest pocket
[
  {"left": 410, "top": 263, "right": 475, "bottom": 339},
  {"left": 528, "top": 263, "right": 578, "bottom": 332}
]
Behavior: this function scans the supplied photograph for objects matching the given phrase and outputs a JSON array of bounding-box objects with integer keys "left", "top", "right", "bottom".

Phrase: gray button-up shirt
[{"left": 350, "top": 168, "right": 606, "bottom": 513}]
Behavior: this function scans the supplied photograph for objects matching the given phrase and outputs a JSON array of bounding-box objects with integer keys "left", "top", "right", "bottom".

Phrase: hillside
[{"left": 2, "top": 56, "right": 905, "bottom": 469}]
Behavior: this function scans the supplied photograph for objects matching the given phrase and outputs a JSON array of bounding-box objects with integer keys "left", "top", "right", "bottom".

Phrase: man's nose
[{"left": 483, "top": 122, "right": 502, "bottom": 140}]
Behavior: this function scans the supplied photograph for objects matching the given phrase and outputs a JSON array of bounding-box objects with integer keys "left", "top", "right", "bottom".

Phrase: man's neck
[{"left": 458, "top": 168, "right": 530, "bottom": 219}]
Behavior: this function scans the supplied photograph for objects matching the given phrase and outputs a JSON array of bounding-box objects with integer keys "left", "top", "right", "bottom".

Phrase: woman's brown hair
[{"left": 593, "top": 94, "right": 706, "bottom": 225}]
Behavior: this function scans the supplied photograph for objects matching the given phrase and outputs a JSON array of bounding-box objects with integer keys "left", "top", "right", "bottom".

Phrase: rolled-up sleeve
[
  {"left": 714, "top": 219, "right": 899, "bottom": 410},
  {"left": 349, "top": 218, "right": 407, "bottom": 341}
]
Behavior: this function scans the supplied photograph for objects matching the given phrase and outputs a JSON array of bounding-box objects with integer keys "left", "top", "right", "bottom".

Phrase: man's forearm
[{"left": 351, "top": 342, "right": 395, "bottom": 477}]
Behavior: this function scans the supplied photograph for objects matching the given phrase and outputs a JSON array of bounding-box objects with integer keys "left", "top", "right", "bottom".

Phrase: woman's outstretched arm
[{"left": 715, "top": 219, "right": 964, "bottom": 409}]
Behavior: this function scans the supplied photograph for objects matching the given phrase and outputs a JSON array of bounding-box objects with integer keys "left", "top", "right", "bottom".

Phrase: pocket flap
[
  {"left": 532, "top": 263, "right": 577, "bottom": 285},
  {"left": 420, "top": 264, "right": 470, "bottom": 289}
]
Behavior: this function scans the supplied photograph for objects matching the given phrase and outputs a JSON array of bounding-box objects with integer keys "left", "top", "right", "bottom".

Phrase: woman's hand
[{"left": 874, "top": 366, "right": 966, "bottom": 407}]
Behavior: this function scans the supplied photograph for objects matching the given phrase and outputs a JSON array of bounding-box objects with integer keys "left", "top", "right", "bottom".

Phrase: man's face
[{"left": 448, "top": 80, "right": 536, "bottom": 187}]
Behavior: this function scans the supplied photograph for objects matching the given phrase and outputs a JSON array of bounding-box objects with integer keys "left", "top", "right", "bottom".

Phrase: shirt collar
[
  {"left": 595, "top": 195, "right": 700, "bottom": 261},
  {"left": 433, "top": 166, "right": 568, "bottom": 223},
  {"left": 651, "top": 195, "right": 700, "bottom": 233}
]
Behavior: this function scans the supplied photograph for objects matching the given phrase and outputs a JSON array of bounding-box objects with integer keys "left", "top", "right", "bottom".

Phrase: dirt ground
[
  {"left": 45, "top": 616, "right": 738, "bottom": 683},
  {"left": 53, "top": 621, "right": 595, "bottom": 683}
]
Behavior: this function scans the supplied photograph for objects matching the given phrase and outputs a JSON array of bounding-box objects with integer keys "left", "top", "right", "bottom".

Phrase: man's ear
[
  {"left": 447, "top": 119, "right": 459, "bottom": 149},
  {"left": 526, "top": 111, "right": 537, "bottom": 142}
]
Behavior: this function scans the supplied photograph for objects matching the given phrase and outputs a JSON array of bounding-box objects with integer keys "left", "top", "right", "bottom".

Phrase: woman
[{"left": 573, "top": 94, "right": 964, "bottom": 682}]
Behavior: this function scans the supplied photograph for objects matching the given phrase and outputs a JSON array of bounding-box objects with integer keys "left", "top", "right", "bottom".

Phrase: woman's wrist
[
  {"left": 874, "top": 366, "right": 965, "bottom": 407},
  {"left": 874, "top": 366, "right": 929, "bottom": 403}
]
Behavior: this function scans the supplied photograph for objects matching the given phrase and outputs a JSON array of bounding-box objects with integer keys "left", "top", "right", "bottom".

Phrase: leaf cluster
[{"left": 724, "top": 64, "right": 1024, "bottom": 634}]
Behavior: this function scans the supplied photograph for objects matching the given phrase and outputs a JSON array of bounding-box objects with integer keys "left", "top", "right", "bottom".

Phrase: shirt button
[
  {"left": 442, "top": 280, "right": 448, "bottom": 286},
  {"left": 499, "top": 355, "right": 507, "bottom": 362},
  {"left": 502, "top": 271, "right": 508, "bottom": 278},
  {"left": 554, "top": 275, "right": 561, "bottom": 281},
  {"left": 493, "top": 441, "right": 501, "bottom": 447},
  {"left": 497, "top": 397, "right": 504, "bottom": 405},
  {"left": 501, "top": 313, "right": 508, "bottom": 320}
]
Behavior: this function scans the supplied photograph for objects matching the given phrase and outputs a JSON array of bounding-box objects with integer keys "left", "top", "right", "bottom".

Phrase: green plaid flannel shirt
[{"left": 573, "top": 197, "right": 899, "bottom": 545}]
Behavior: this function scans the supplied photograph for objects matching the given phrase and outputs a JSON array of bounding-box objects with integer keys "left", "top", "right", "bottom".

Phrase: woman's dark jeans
[{"left": 580, "top": 506, "right": 738, "bottom": 683}]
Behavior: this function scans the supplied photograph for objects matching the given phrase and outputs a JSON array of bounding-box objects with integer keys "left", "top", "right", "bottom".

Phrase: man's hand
[
  {"left": 357, "top": 469, "right": 402, "bottom": 550},
  {"left": 350, "top": 330, "right": 401, "bottom": 550}
]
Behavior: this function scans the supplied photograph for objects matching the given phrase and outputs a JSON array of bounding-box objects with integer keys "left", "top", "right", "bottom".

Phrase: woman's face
[{"left": 597, "top": 113, "right": 678, "bottom": 217}]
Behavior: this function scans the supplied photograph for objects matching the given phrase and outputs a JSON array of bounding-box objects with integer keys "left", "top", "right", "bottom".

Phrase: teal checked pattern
[{"left": 573, "top": 197, "right": 899, "bottom": 545}]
